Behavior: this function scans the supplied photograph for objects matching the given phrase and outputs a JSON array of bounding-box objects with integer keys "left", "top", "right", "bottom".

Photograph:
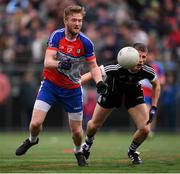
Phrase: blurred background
[{"left": 0, "top": 0, "right": 180, "bottom": 132}]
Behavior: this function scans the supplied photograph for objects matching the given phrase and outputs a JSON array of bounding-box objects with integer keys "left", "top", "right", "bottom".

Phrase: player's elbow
[{"left": 44, "top": 55, "right": 58, "bottom": 69}]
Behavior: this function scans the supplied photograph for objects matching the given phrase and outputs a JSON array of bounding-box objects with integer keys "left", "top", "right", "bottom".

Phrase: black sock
[
  {"left": 128, "top": 141, "right": 140, "bottom": 152},
  {"left": 85, "top": 135, "right": 94, "bottom": 145}
]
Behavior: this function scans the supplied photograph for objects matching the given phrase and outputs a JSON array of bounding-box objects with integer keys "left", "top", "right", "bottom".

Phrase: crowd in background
[{"left": 0, "top": 0, "right": 180, "bottom": 131}]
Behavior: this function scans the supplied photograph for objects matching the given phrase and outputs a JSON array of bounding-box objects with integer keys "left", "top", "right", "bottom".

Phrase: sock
[
  {"left": 83, "top": 135, "right": 94, "bottom": 152},
  {"left": 85, "top": 135, "right": 94, "bottom": 145},
  {"left": 29, "top": 134, "right": 38, "bottom": 143},
  {"left": 74, "top": 146, "right": 82, "bottom": 154},
  {"left": 128, "top": 141, "right": 140, "bottom": 152}
]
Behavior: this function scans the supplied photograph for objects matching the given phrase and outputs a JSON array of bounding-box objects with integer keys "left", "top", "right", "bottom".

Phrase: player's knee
[
  {"left": 71, "top": 127, "right": 83, "bottom": 137},
  {"left": 139, "top": 126, "right": 150, "bottom": 136},
  {"left": 88, "top": 120, "right": 101, "bottom": 131},
  {"left": 30, "top": 121, "right": 42, "bottom": 130}
]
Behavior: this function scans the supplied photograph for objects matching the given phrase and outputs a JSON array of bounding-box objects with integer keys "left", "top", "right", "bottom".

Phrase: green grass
[{"left": 0, "top": 131, "right": 180, "bottom": 173}]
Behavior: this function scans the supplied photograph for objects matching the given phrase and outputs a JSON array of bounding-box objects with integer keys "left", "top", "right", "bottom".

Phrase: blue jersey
[{"left": 44, "top": 28, "right": 96, "bottom": 89}]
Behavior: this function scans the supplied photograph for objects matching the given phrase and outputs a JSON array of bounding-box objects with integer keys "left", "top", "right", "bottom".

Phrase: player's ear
[
  {"left": 64, "top": 17, "right": 68, "bottom": 25},
  {"left": 63, "top": 18, "right": 66, "bottom": 24}
]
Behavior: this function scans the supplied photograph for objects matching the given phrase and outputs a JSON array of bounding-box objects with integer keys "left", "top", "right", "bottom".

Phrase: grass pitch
[{"left": 0, "top": 131, "right": 180, "bottom": 173}]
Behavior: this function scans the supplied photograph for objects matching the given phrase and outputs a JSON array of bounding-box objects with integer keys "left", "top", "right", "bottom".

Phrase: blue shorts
[{"left": 37, "top": 79, "right": 82, "bottom": 113}]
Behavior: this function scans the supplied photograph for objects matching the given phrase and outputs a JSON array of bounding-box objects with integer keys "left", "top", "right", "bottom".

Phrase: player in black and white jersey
[{"left": 81, "top": 43, "right": 161, "bottom": 164}]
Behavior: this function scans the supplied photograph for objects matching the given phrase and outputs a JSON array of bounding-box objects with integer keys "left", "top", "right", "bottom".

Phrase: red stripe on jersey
[
  {"left": 86, "top": 55, "right": 96, "bottom": 62},
  {"left": 43, "top": 68, "right": 80, "bottom": 89},
  {"left": 47, "top": 47, "right": 58, "bottom": 51}
]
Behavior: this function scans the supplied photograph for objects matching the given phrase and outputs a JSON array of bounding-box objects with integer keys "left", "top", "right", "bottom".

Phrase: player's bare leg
[
  {"left": 144, "top": 104, "right": 155, "bottom": 137},
  {"left": 127, "top": 103, "right": 150, "bottom": 164},
  {"left": 69, "top": 113, "right": 87, "bottom": 166},
  {"left": 16, "top": 109, "right": 47, "bottom": 156},
  {"left": 87, "top": 104, "right": 112, "bottom": 136},
  {"left": 82, "top": 104, "right": 113, "bottom": 159},
  {"left": 69, "top": 119, "right": 83, "bottom": 148}
]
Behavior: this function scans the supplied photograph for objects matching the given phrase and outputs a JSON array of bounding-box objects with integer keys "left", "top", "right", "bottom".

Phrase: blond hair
[{"left": 64, "top": 5, "right": 86, "bottom": 20}]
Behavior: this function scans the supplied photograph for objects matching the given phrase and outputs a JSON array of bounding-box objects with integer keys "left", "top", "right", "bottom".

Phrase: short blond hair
[{"left": 64, "top": 5, "right": 86, "bottom": 20}]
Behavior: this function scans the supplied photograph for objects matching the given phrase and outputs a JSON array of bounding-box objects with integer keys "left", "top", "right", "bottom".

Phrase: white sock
[
  {"left": 74, "top": 146, "right": 82, "bottom": 154},
  {"left": 29, "top": 134, "right": 38, "bottom": 143}
]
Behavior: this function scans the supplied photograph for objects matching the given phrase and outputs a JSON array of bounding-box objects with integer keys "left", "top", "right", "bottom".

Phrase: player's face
[
  {"left": 130, "top": 51, "right": 147, "bottom": 71},
  {"left": 64, "top": 13, "right": 83, "bottom": 36}
]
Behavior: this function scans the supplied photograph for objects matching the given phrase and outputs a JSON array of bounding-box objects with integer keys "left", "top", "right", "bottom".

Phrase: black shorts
[{"left": 98, "top": 84, "right": 145, "bottom": 109}]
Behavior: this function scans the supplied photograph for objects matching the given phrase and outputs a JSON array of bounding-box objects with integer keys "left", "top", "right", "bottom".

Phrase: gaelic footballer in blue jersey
[
  {"left": 81, "top": 43, "right": 161, "bottom": 165},
  {"left": 15, "top": 5, "right": 107, "bottom": 167}
]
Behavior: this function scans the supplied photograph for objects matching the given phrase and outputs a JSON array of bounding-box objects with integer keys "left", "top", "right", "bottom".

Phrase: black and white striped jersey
[{"left": 100, "top": 63, "right": 157, "bottom": 86}]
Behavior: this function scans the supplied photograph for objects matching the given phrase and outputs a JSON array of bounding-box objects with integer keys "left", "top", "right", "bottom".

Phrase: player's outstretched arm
[
  {"left": 146, "top": 77, "right": 161, "bottom": 124},
  {"left": 151, "top": 77, "right": 161, "bottom": 107},
  {"left": 81, "top": 62, "right": 103, "bottom": 85},
  {"left": 81, "top": 72, "right": 93, "bottom": 85},
  {"left": 88, "top": 60, "right": 103, "bottom": 84}
]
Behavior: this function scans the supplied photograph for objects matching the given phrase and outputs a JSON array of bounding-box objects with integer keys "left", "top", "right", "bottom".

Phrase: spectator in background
[
  {"left": 0, "top": 66, "right": 11, "bottom": 128},
  {"left": 161, "top": 71, "right": 180, "bottom": 131},
  {"left": 31, "top": 30, "right": 45, "bottom": 64},
  {"left": 116, "top": 21, "right": 132, "bottom": 47},
  {"left": 98, "top": 32, "right": 119, "bottom": 64},
  {"left": 15, "top": 27, "right": 31, "bottom": 64},
  {"left": 83, "top": 1, "right": 98, "bottom": 23},
  {"left": 130, "top": 20, "right": 149, "bottom": 46},
  {"left": 19, "top": 71, "right": 37, "bottom": 128},
  {"left": 6, "top": 0, "right": 29, "bottom": 14}
]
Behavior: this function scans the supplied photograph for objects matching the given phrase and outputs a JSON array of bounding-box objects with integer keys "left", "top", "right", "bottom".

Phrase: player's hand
[
  {"left": 96, "top": 81, "right": 108, "bottom": 95},
  {"left": 146, "top": 106, "right": 157, "bottom": 124},
  {"left": 58, "top": 60, "right": 72, "bottom": 70}
]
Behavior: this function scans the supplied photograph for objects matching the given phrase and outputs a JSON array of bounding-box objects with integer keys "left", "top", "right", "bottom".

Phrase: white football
[{"left": 117, "top": 46, "right": 139, "bottom": 69}]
